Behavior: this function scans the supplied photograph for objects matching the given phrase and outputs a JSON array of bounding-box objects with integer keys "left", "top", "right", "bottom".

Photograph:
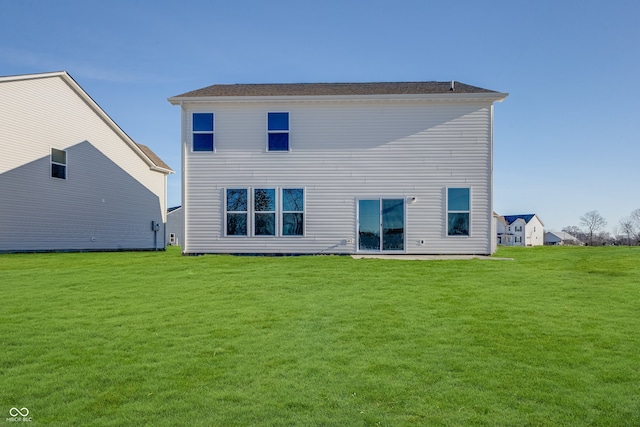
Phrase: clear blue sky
[{"left": 2, "top": 0, "right": 638, "bottom": 233}]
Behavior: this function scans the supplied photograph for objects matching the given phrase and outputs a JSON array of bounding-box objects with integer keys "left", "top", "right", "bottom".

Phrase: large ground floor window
[
  {"left": 225, "top": 187, "right": 304, "bottom": 237},
  {"left": 357, "top": 198, "right": 405, "bottom": 252}
]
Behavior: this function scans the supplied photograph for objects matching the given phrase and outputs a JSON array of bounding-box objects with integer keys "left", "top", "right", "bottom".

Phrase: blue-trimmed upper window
[
  {"left": 193, "top": 113, "right": 214, "bottom": 152},
  {"left": 267, "top": 112, "right": 289, "bottom": 151}
]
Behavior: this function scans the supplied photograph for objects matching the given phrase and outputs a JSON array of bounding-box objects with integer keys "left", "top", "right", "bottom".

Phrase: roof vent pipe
[{"left": 450, "top": 80, "right": 455, "bottom": 91}]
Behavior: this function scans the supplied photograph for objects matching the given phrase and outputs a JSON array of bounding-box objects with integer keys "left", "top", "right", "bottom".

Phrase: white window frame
[
  {"left": 224, "top": 188, "right": 249, "bottom": 237},
  {"left": 446, "top": 186, "right": 471, "bottom": 237},
  {"left": 223, "top": 187, "right": 306, "bottom": 238},
  {"left": 281, "top": 188, "right": 305, "bottom": 237},
  {"left": 266, "top": 112, "right": 290, "bottom": 152},
  {"left": 253, "top": 188, "right": 278, "bottom": 237},
  {"left": 192, "top": 112, "right": 215, "bottom": 153},
  {"left": 51, "top": 147, "right": 67, "bottom": 180}
]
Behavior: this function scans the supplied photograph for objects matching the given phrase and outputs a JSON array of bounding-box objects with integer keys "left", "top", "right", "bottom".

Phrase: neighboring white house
[
  {"left": 166, "top": 206, "right": 184, "bottom": 247},
  {"left": 169, "top": 81, "right": 508, "bottom": 255},
  {"left": 0, "top": 71, "right": 173, "bottom": 252},
  {"left": 497, "top": 214, "right": 545, "bottom": 246},
  {"left": 544, "top": 231, "right": 582, "bottom": 246}
]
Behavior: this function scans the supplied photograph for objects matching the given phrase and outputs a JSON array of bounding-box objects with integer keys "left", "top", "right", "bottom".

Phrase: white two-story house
[
  {"left": 497, "top": 214, "right": 545, "bottom": 246},
  {"left": 169, "top": 81, "right": 507, "bottom": 255},
  {"left": 0, "top": 71, "right": 173, "bottom": 252}
]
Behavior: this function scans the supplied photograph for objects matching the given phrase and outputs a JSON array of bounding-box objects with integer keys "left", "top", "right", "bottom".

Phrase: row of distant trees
[{"left": 563, "top": 209, "right": 640, "bottom": 246}]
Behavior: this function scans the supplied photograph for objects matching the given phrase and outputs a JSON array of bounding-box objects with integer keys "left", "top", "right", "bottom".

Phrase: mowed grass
[{"left": 1, "top": 246, "right": 639, "bottom": 426}]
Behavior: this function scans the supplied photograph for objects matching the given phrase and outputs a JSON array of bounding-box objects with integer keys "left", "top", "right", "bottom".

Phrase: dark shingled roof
[
  {"left": 503, "top": 214, "right": 536, "bottom": 225},
  {"left": 136, "top": 143, "right": 172, "bottom": 172},
  {"left": 173, "top": 81, "right": 498, "bottom": 98}
]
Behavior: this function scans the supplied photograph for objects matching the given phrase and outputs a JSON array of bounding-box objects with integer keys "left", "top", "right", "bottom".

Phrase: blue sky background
[{"left": 2, "top": 0, "right": 638, "bottom": 233}]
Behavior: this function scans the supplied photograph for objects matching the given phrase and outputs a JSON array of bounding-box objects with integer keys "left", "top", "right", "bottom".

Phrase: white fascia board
[
  {"left": 57, "top": 72, "right": 172, "bottom": 175},
  {"left": 168, "top": 92, "right": 509, "bottom": 105},
  {"left": 0, "top": 70, "right": 68, "bottom": 83}
]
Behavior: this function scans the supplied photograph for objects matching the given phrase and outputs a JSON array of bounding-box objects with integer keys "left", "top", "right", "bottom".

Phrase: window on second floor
[
  {"left": 267, "top": 112, "right": 289, "bottom": 151},
  {"left": 193, "top": 113, "right": 214, "bottom": 152}
]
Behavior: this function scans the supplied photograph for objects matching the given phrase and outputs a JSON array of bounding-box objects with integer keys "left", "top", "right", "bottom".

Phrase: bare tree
[
  {"left": 619, "top": 217, "right": 635, "bottom": 246},
  {"left": 611, "top": 224, "right": 620, "bottom": 243},
  {"left": 598, "top": 231, "right": 613, "bottom": 246},
  {"left": 562, "top": 225, "right": 586, "bottom": 244},
  {"left": 580, "top": 210, "right": 607, "bottom": 246},
  {"left": 629, "top": 208, "right": 640, "bottom": 245}
]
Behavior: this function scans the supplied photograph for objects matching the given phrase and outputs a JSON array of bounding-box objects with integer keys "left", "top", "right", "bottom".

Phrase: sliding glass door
[{"left": 358, "top": 199, "right": 405, "bottom": 252}]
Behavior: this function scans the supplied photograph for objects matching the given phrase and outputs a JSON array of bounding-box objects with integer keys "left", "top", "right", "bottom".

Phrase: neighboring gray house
[
  {"left": 544, "top": 231, "right": 582, "bottom": 246},
  {"left": 169, "top": 81, "right": 507, "bottom": 255},
  {"left": 166, "top": 206, "right": 184, "bottom": 247},
  {"left": 0, "top": 71, "right": 173, "bottom": 252}
]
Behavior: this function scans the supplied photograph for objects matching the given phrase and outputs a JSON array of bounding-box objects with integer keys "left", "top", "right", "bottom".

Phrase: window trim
[
  {"left": 267, "top": 112, "right": 290, "bottom": 152},
  {"left": 281, "top": 188, "right": 305, "bottom": 237},
  {"left": 223, "top": 187, "right": 306, "bottom": 238},
  {"left": 224, "top": 188, "right": 249, "bottom": 237},
  {"left": 192, "top": 112, "right": 215, "bottom": 152},
  {"left": 446, "top": 187, "right": 471, "bottom": 237},
  {"left": 51, "top": 147, "right": 67, "bottom": 180},
  {"left": 253, "top": 188, "right": 277, "bottom": 237}
]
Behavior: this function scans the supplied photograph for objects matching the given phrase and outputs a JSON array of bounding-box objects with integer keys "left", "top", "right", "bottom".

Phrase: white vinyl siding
[
  {"left": 525, "top": 216, "right": 545, "bottom": 246},
  {"left": 0, "top": 74, "right": 168, "bottom": 252},
  {"left": 181, "top": 98, "right": 496, "bottom": 254}
]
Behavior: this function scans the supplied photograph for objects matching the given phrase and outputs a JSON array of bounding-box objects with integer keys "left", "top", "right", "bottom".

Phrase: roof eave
[
  {"left": 48, "top": 72, "right": 172, "bottom": 175},
  {"left": 169, "top": 92, "right": 508, "bottom": 105},
  {"left": 0, "top": 70, "right": 68, "bottom": 83},
  {"left": 151, "top": 165, "right": 174, "bottom": 175}
]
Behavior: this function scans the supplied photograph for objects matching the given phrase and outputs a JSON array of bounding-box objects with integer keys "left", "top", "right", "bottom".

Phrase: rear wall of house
[{"left": 181, "top": 98, "right": 495, "bottom": 254}]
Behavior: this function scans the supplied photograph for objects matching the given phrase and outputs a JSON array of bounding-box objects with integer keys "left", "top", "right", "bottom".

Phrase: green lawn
[{"left": 1, "top": 246, "right": 639, "bottom": 426}]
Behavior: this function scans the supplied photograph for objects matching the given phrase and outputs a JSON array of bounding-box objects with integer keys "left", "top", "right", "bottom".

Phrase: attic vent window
[{"left": 51, "top": 148, "right": 67, "bottom": 179}]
